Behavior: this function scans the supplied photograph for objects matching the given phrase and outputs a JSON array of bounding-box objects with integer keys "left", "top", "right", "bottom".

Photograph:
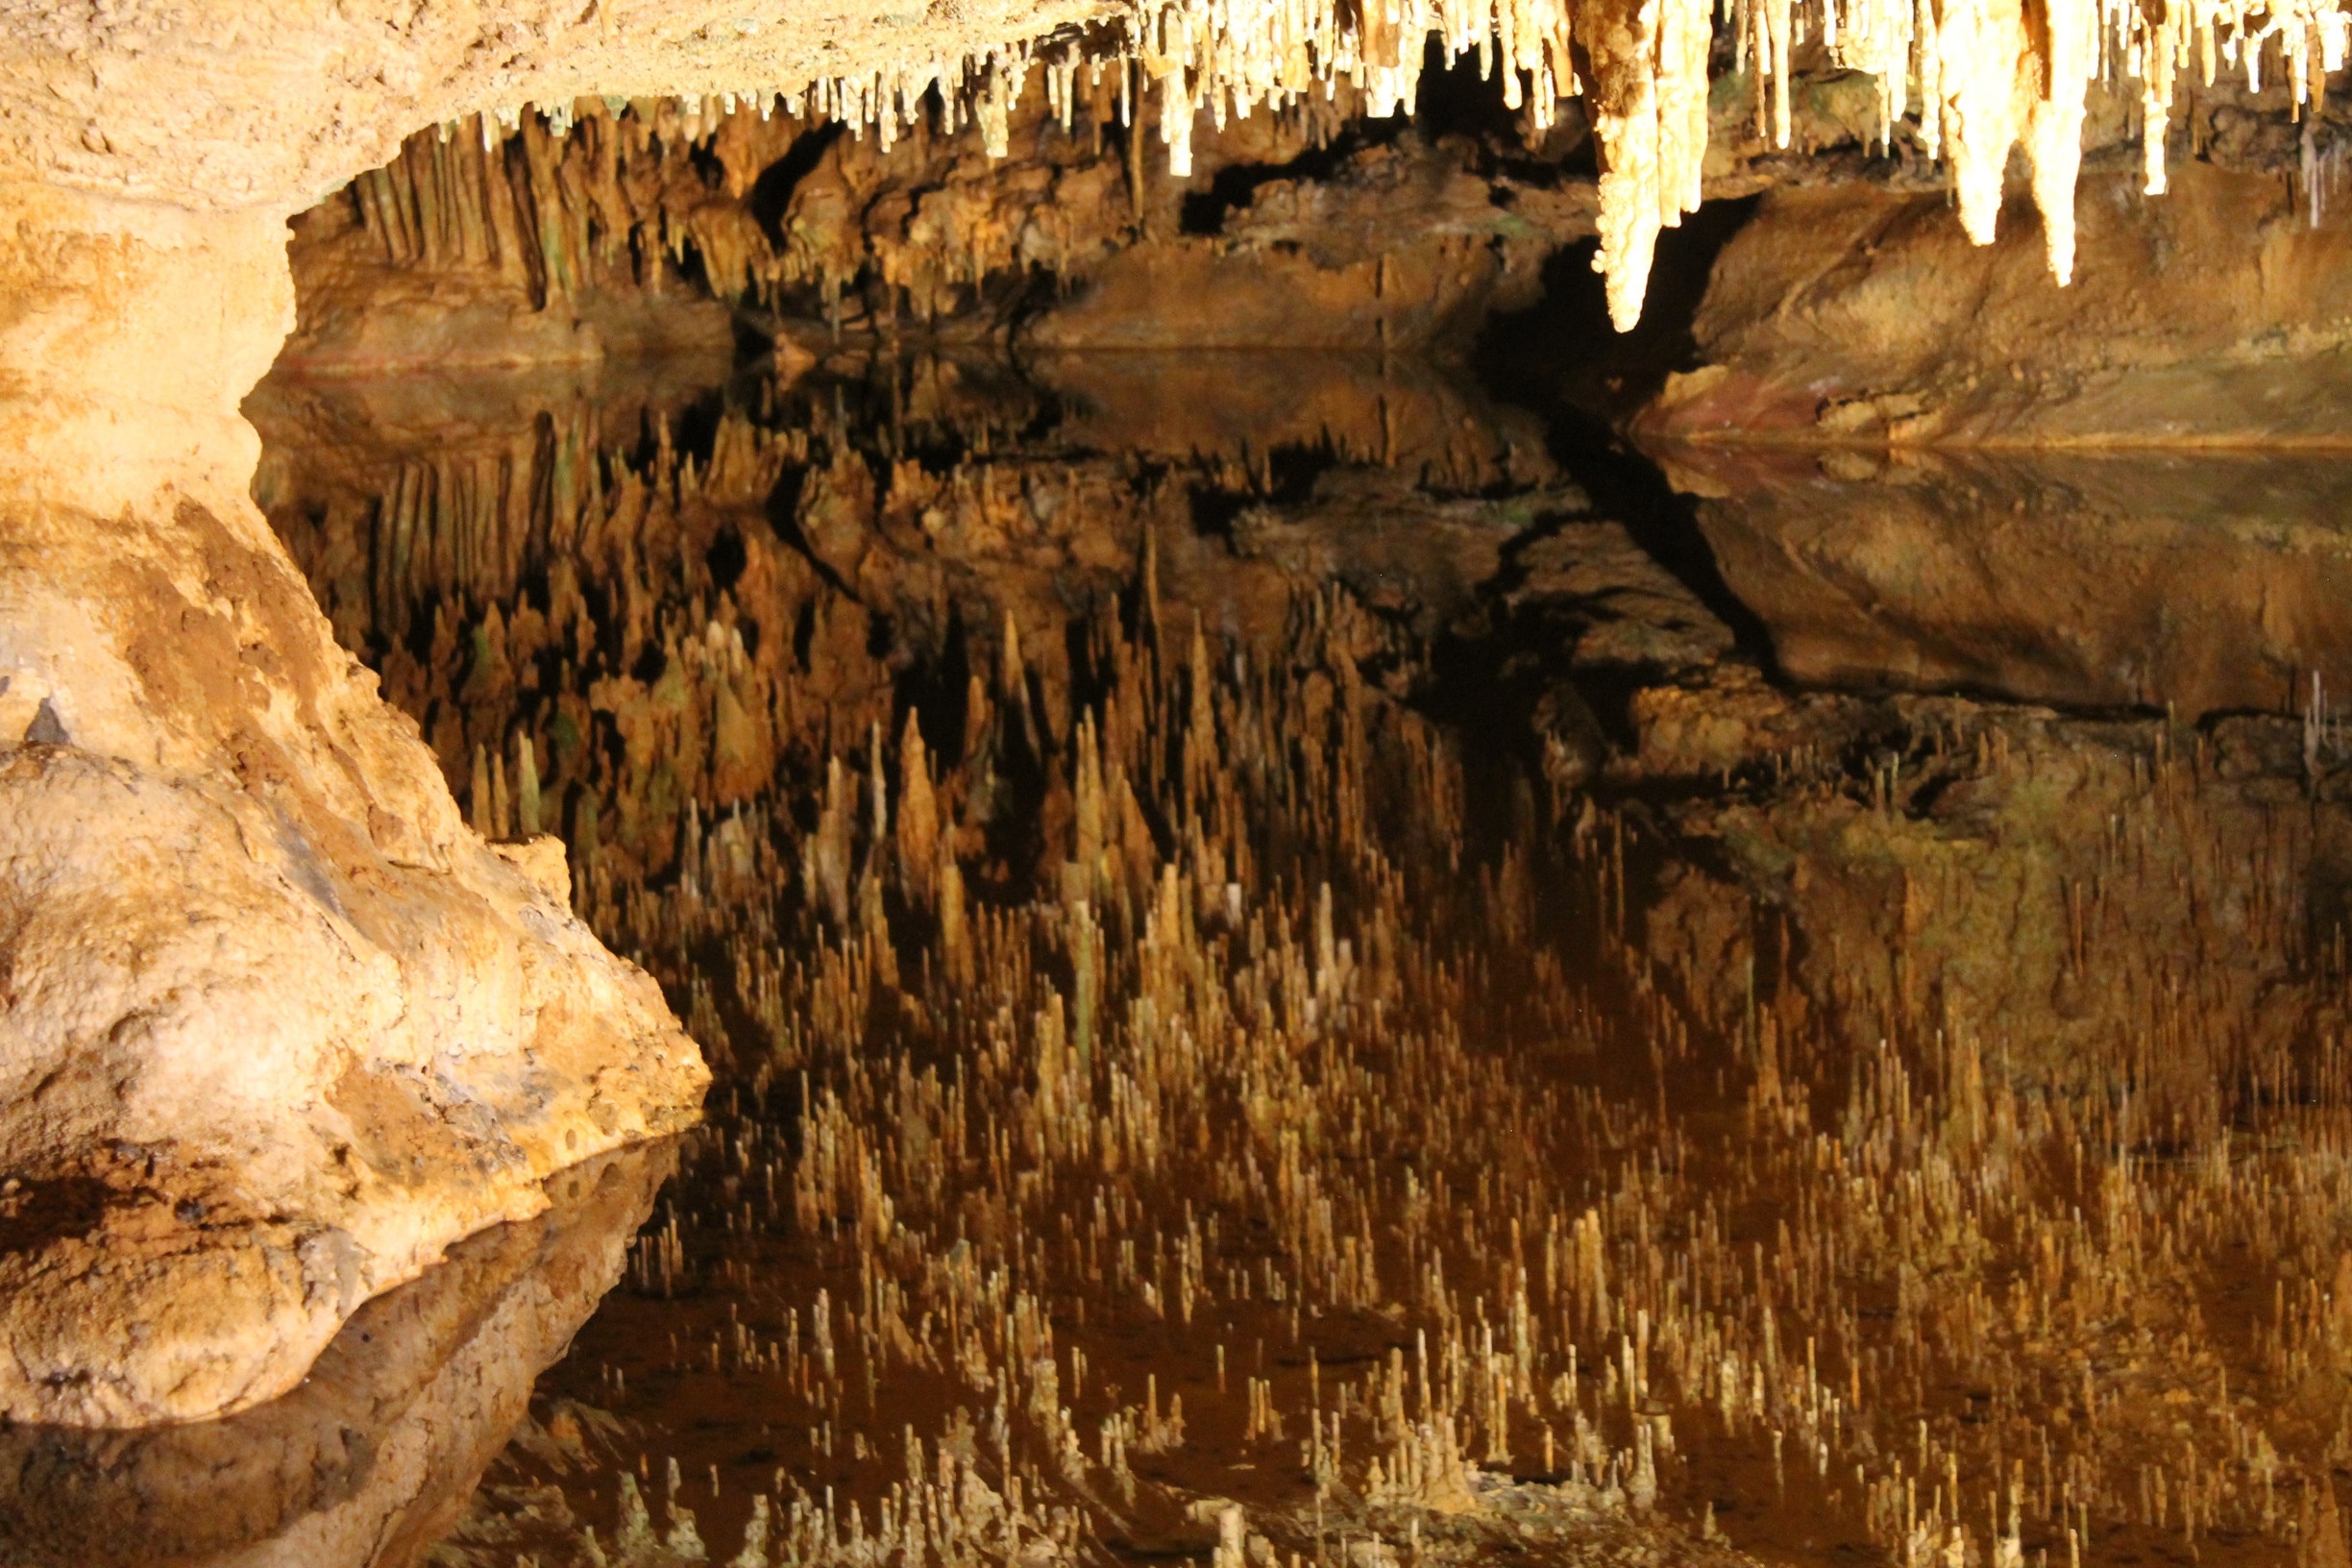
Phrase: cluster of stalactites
[
  {"left": 1784, "top": 0, "right": 2349, "bottom": 286},
  {"left": 466, "top": 0, "right": 2348, "bottom": 329}
]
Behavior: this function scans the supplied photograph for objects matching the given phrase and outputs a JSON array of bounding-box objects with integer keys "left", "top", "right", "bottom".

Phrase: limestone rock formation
[
  {"left": 1637, "top": 161, "right": 2352, "bottom": 447},
  {"left": 0, "top": 1140, "right": 674, "bottom": 1567},
  {"left": 0, "top": 447, "right": 704, "bottom": 1428},
  {"left": 0, "top": 189, "right": 702, "bottom": 1429},
  {"left": 5, "top": 0, "right": 2352, "bottom": 1445}
]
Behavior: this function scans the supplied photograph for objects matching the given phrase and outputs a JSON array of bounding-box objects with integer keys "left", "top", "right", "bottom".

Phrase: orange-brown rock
[{"left": 1638, "top": 161, "right": 2352, "bottom": 449}]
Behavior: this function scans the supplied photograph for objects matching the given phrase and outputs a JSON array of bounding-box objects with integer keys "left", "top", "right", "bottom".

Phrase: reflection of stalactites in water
[
  {"left": 0, "top": 1141, "right": 676, "bottom": 1568},
  {"left": 261, "top": 349, "right": 2352, "bottom": 1568}
]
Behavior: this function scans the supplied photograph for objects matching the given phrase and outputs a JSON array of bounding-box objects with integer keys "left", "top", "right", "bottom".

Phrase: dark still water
[{"left": 18, "top": 349, "right": 2352, "bottom": 1568}]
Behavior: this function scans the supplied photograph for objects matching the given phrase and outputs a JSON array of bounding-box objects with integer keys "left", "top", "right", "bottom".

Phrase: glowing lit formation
[{"left": 453, "top": 0, "right": 2349, "bottom": 329}]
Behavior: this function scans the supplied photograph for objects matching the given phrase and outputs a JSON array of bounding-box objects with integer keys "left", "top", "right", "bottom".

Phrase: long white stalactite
[{"left": 485, "top": 0, "right": 2352, "bottom": 329}]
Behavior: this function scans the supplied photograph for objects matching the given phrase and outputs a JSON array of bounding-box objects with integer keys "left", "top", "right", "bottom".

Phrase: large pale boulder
[{"left": 0, "top": 189, "right": 704, "bottom": 1427}]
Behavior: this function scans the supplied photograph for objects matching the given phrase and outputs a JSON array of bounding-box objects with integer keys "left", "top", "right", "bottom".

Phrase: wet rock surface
[{"left": 0, "top": 1139, "right": 673, "bottom": 1568}]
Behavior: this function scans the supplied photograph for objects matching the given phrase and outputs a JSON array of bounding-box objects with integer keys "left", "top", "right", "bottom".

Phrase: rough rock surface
[
  {"left": 1, "top": 2, "right": 1031, "bottom": 1427},
  {"left": 0, "top": 346, "right": 703, "bottom": 1426},
  {"left": 1637, "top": 160, "right": 2352, "bottom": 447},
  {"left": 1019, "top": 136, "right": 1597, "bottom": 351},
  {"left": 0, "top": 1140, "right": 673, "bottom": 1567},
  {"left": 0, "top": 2, "right": 1112, "bottom": 218},
  {"left": 260, "top": 46, "right": 1920, "bottom": 376}
]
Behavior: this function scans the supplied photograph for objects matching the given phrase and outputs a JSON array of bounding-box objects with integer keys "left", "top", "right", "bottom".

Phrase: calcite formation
[
  {"left": 274, "top": 349, "right": 2352, "bottom": 1567},
  {"left": 7, "top": 0, "right": 2344, "bottom": 336},
  {"left": 0, "top": 186, "right": 702, "bottom": 1429},
  {"left": 278, "top": 64, "right": 1633, "bottom": 375},
  {"left": 0, "top": 0, "right": 2340, "bottom": 1436}
]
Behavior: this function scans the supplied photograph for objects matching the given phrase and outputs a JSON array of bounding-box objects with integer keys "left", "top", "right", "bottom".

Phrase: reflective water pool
[{"left": 21, "top": 349, "right": 2352, "bottom": 1568}]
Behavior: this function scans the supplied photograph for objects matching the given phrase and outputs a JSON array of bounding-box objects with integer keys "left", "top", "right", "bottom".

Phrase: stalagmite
[
  {"left": 517, "top": 731, "right": 544, "bottom": 837},
  {"left": 898, "top": 711, "right": 940, "bottom": 912},
  {"left": 170, "top": 14, "right": 2352, "bottom": 1545}
]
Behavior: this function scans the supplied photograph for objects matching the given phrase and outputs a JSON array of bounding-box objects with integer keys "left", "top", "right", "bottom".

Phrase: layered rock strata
[
  {"left": 276, "top": 72, "right": 1610, "bottom": 369},
  {"left": 1638, "top": 160, "right": 2352, "bottom": 447}
]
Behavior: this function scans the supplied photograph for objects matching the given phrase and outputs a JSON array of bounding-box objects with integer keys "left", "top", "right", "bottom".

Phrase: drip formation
[{"left": 455, "top": 0, "right": 2352, "bottom": 329}]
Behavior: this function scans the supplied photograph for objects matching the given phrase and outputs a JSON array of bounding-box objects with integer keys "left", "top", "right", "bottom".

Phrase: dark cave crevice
[{"left": 1470, "top": 192, "right": 1778, "bottom": 676}]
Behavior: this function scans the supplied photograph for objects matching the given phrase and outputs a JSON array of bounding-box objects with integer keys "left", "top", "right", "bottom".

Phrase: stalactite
[{"left": 316, "top": 0, "right": 2352, "bottom": 331}]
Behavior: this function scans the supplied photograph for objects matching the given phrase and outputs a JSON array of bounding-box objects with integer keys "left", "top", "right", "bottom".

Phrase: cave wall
[
  {"left": 8, "top": 0, "right": 2352, "bottom": 1434},
  {"left": 0, "top": 3, "right": 1152, "bottom": 1429},
  {"left": 1640, "top": 156, "right": 2352, "bottom": 448},
  {"left": 0, "top": 189, "right": 704, "bottom": 1429}
]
